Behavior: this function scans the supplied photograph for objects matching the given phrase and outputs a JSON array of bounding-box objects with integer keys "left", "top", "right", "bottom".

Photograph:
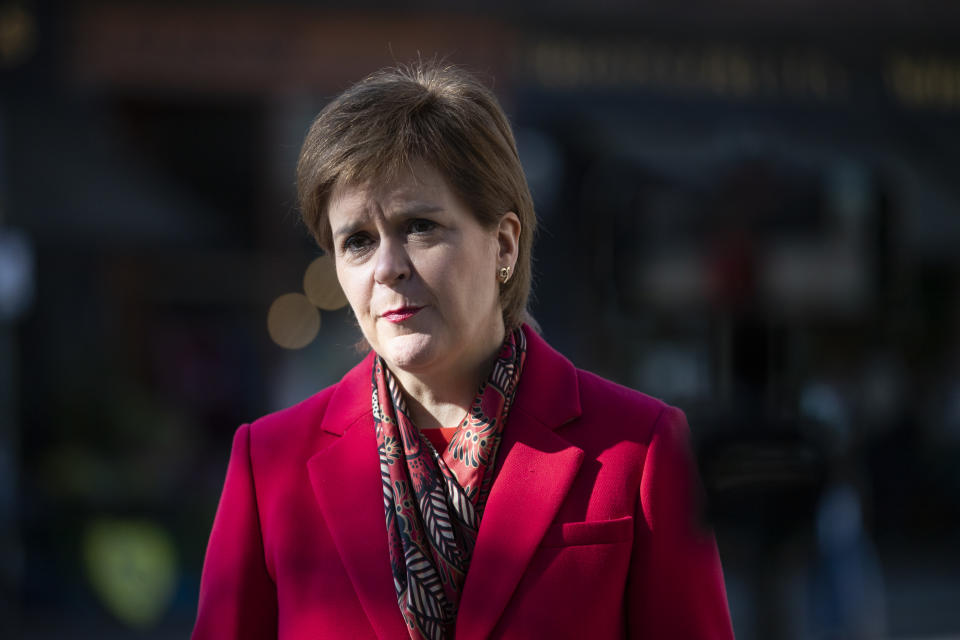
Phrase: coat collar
[
  {"left": 319, "top": 325, "right": 582, "bottom": 437},
  {"left": 307, "top": 325, "right": 584, "bottom": 639},
  {"left": 511, "top": 324, "right": 582, "bottom": 430},
  {"left": 319, "top": 348, "right": 376, "bottom": 436}
]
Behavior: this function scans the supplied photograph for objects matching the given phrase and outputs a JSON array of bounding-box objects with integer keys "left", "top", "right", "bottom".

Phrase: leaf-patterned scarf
[{"left": 373, "top": 328, "right": 527, "bottom": 640}]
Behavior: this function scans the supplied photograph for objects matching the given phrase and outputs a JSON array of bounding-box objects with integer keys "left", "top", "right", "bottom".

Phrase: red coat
[{"left": 193, "top": 326, "right": 735, "bottom": 639}]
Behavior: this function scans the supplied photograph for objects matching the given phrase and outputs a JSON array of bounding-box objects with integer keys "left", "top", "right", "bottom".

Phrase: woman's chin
[{"left": 377, "top": 332, "right": 445, "bottom": 374}]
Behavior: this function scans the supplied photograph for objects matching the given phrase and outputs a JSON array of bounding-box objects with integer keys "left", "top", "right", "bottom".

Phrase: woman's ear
[{"left": 496, "top": 212, "right": 521, "bottom": 269}]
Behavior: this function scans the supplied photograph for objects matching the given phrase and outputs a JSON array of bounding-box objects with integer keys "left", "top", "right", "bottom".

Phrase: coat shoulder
[
  {"left": 244, "top": 352, "right": 375, "bottom": 463},
  {"left": 245, "top": 384, "right": 340, "bottom": 462},
  {"left": 572, "top": 368, "right": 679, "bottom": 446}
]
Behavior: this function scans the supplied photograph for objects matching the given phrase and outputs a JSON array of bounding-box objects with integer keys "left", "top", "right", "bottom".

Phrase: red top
[{"left": 421, "top": 427, "right": 460, "bottom": 454}]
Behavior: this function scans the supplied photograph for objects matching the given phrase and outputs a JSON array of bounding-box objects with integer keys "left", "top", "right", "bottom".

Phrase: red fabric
[
  {"left": 422, "top": 428, "right": 459, "bottom": 453},
  {"left": 193, "top": 325, "right": 735, "bottom": 639}
]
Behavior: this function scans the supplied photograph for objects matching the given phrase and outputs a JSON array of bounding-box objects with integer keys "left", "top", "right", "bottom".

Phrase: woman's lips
[{"left": 381, "top": 306, "right": 423, "bottom": 323}]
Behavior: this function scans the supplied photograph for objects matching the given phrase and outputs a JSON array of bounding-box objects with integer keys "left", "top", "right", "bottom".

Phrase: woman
[{"left": 193, "top": 62, "right": 735, "bottom": 640}]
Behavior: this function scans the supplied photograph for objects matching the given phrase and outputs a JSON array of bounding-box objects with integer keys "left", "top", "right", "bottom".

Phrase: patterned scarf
[{"left": 373, "top": 328, "right": 527, "bottom": 640}]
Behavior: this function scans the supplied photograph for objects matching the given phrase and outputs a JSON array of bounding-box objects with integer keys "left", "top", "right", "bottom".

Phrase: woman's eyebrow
[
  {"left": 391, "top": 203, "right": 444, "bottom": 218},
  {"left": 332, "top": 203, "right": 444, "bottom": 241},
  {"left": 331, "top": 219, "right": 367, "bottom": 242}
]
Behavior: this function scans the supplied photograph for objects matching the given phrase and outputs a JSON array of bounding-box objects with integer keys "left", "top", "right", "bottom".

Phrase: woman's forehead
[{"left": 330, "top": 162, "right": 451, "bottom": 213}]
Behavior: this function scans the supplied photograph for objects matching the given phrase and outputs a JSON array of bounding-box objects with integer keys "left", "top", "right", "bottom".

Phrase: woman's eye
[
  {"left": 342, "top": 233, "right": 372, "bottom": 253},
  {"left": 408, "top": 218, "right": 437, "bottom": 235}
]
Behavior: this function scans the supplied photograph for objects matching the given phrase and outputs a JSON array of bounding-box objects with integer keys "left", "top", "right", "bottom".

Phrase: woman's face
[{"left": 328, "top": 162, "right": 516, "bottom": 381}]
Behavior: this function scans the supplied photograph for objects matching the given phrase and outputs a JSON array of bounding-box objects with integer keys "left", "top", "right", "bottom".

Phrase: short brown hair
[{"left": 296, "top": 61, "right": 536, "bottom": 331}]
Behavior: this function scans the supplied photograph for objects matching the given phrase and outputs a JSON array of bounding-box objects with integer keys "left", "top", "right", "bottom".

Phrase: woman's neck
[
  {"left": 390, "top": 331, "right": 505, "bottom": 430},
  {"left": 393, "top": 377, "right": 473, "bottom": 430}
]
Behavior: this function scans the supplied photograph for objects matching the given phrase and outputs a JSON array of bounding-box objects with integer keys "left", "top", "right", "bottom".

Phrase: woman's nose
[{"left": 373, "top": 237, "right": 411, "bottom": 285}]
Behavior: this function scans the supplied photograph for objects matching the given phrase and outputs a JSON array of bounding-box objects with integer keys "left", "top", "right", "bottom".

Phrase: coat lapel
[
  {"left": 455, "top": 327, "right": 584, "bottom": 640},
  {"left": 307, "top": 353, "right": 410, "bottom": 640}
]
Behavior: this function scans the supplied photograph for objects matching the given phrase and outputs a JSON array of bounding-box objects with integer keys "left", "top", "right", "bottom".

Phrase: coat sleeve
[
  {"left": 193, "top": 424, "right": 278, "bottom": 639},
  {"left": 625, "top": 406, "right": 735, "bottom": 639}
]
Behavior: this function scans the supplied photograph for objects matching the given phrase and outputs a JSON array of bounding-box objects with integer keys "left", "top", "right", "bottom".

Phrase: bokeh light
[
  {"left": 303, "top": 253, "right": 348, "bottom": 311},
  {"left": 267, "top": 292, "right": 321, "bottom": 349},
  {"left": 0, "top": 5, "right": 36, "bottom": 68},
  {"left": 82, "top": 518, "right": 178, "bottom": 629}
]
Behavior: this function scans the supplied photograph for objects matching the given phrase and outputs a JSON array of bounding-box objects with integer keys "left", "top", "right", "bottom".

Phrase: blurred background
[{"left": 2, "top": 0, "right": 959, "bottom": 638}]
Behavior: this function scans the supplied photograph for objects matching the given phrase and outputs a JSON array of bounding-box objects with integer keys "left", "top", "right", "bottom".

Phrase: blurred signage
[
  {"left": 521, "top": 39, "right": 849, "bottom": 104},
  {"left": 70, "top": 5, "right": 514, "bottom": 94},
  {"left": 886, "top": 53, "right": 960, "bottom": 111},
  {"left": 518, "top": 38, "right": 960, "bottom": 114},
  {"left": 69, "top": 5, "right": 960, "bottom": 114}
]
